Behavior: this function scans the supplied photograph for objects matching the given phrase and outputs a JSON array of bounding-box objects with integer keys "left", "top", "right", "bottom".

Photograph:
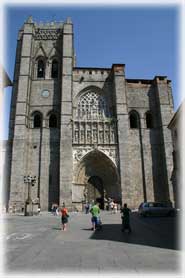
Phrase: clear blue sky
[{"left": 2, "top": 5, "right": 180, "bottom": 139}]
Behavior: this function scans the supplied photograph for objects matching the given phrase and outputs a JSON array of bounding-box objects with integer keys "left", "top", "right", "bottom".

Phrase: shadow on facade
[
  {"left": 138, "top": 117, "right": 147, "bottom": 202},
  {"left": 48, "top": 77, "right": 60, "bottom": 211},
  {"left": 47, "top": 36, "right": 62, "bottom": 210},
  {"left": 37, "top": 125, "right": 42, "bottom": 204},
  {"left": 89, "top": 213, "right": 179, "bottom": 251},
  {"left": 3, "top": 141, "right": 12, "bottom": 211},
  {"left": 148, "top": 83, "right": 170, "bottom": 202},
  {"left": 48, "top": 130, "right": 60, "bottom": 211}
]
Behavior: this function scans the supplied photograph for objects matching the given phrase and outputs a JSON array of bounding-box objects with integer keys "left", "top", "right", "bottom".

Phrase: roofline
[
  {"left": 73, "top": 67, "right": 111, "bottom": 71},
  {"left": 73, "top": 68, "right": 171, "bottom": 82}
]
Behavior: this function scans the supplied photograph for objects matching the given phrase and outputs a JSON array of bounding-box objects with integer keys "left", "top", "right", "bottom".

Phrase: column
[{"left": 111, "top": 64, "right": 130, "bottom": 205}]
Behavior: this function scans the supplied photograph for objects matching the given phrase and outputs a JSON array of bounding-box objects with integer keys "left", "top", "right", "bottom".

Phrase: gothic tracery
[
  {"left": 77, "top": 91, "right": 109, "bottom": 120},
  {"left": 73, "top": 90, "right": 116, "bottom": 145}
]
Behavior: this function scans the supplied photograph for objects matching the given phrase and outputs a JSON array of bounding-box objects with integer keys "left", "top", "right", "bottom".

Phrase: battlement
[
  {"left": 35, "top": 21, "right": 64, "bottom": 29},
  {"left": 24, "top": 15, "right": 72, "bottom": 29},
  {"left": 19, "top": 16, "right": 73, "bottom": 40},
  {"left": 126, "top": 78, "right": 152, "bottom": 84},
  {"left": 126, "top": 77, "right": 171, "bottom": 86},
  {"left": 73, "top": 67, "right": 111, "bottom": 82}
]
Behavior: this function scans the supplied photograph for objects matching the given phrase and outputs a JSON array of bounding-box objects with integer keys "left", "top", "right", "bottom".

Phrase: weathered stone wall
[
  {"left": 8, "top": 20, "right": 34, "bottom": 211},
  {"left": 8, "top": 18, "right": 63, "bottom": 211},
  {"left": 125, "top": 79, "right": 174, "bottom": 207}
]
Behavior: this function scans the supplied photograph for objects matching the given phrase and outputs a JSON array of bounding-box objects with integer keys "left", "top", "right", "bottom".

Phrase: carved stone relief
[
  {"left": 73, "top": 146, "right": 118, "bottom": 166},
  {"left": 35, "top": 28, "right": 62, "bottom": 40}
]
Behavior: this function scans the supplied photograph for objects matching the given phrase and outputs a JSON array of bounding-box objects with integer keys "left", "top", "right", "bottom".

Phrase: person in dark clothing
[
  {"left": 120, "top": 203, "right": 132, "bottom": 233},
  {"left": 85, "top": 202, "right": 90, "bottom": 214}
]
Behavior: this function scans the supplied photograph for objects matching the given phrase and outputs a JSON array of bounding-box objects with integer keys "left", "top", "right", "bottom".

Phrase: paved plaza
[{"left": 1, "top": 210, "right": 182, "bottom": 275}]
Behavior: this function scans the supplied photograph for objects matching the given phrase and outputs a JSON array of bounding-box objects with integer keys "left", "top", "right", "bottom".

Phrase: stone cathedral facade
[{"left": 7, "top": 17, "right": 175, "bottom": 211}]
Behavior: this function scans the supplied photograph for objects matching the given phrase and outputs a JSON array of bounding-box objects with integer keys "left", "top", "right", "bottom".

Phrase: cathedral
[{"left": 7, "top": 16, "right": 174, "bottom": 211}]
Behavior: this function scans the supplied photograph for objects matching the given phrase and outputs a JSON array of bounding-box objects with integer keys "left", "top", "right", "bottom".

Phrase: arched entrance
[
  {"left": 86, "top": 176, "right": 104, "bottom": 209},
  {"left": 73, "top": 149, "right": 121, "bottom": 209}
]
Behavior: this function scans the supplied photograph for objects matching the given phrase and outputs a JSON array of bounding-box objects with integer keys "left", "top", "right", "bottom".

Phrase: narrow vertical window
[
  {"left": 129, "top": 111, "right": 139, "bottom": 128},
  {"left": 146, "top": 112, "right": 153, "bottom": 129},
  {"left": 34, "top": 113, "right": 42, "bottom": 128},
  {"left": 49, "top": 114, "right": 58, "bottom": 128},
  {"left": 37, "top": 59, "right": 45, "bottom": 78},
  {"left": 51, "top": 59, "right": 58, "bottom": 78}
]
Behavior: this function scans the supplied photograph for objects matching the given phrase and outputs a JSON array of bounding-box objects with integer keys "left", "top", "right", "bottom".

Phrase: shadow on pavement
[
  {"left": 52, "top": 227, "right": 61, "bottom": 230},
  {"left": 90, "top": 213, "right": 179, "bottom": 251}
]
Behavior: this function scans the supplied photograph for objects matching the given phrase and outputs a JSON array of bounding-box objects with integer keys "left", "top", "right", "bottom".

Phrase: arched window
[
  {"left": 129, "top": 111, "right": 139, "bottom": 128},
  {"left": 37, "top": 59, "right": 45, "bottom": 78},
  {"left": 146, "top": 111, "right": 153, "bottom": 129},
  {"left": 33, "top": 113, "right": 42, "bottom": 128},
  {"left": 49, "top": 114, "right": 58, "bottom": 128},
  {"left": 51, "top": 59, "right": 58, "bottom": 78},
  {"left": 77, "top": 91, "right": 109, "bottom": 120}
]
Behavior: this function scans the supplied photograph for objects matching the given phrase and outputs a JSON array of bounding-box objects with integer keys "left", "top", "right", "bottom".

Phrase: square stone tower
[{"left": 8, "top": 16, "right": 74, "bottom": 211}]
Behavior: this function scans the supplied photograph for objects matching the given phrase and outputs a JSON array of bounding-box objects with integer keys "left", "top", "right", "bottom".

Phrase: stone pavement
[{"left": 2, "top": 210, "right": 182, "bottom": 275}]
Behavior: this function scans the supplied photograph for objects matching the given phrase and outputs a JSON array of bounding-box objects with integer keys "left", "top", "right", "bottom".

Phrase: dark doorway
[{"left": 87, "top": 176, "right": 104, "bottom": 209}]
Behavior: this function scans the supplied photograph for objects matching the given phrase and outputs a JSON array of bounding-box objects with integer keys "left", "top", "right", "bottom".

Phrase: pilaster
[
  {"left": 59, "top": 19, "right": 74, "bottom": 208},
  {"left": 111, "top": 64, "right": 130, "bottom": 205},
  {"left": 153, "top": 76, "right": 174, "bottom": 202},
  {"left": 9, "top": 19, "right": 34, "bottom": 210}
]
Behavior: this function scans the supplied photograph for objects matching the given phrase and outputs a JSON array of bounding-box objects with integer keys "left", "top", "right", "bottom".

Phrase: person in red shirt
[{"left": 60, "top": 203, "right": 69, "bottom": 231}]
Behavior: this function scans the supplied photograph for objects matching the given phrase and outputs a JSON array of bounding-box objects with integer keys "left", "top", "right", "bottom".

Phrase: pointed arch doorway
[{"left": 73, "top": 149, "right": 121, "bottom": 210}]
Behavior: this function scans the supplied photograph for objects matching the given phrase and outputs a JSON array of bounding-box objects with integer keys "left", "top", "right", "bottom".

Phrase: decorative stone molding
[
  {"left": 35, "top": 29, "right": 62, "bottom": 40},
  {"left": 73, "top": 148, "right": 92, "bottom": 161},
  {"left": 73, "top": 146, "right": 118, "bottom": 166},
  {"left": 99, "top": 148, "right": 118, "bottom": 165}
]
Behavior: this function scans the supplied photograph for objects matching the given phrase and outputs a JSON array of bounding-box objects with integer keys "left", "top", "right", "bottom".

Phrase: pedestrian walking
[
  {"left": 54, "top": 204, "right": 59, "bottom": 216},
  {"left": 51, "top": 203, "right": 57, "bottom": 215},
  {"left": 37, "top": 205, "right": 41, "bottom": 215},
  {"left": 110, "top": 200, "right": 114, "bottom": 213},
  {"left": 85, "top": 202, "right": 90, "bottom": 214},
  {"left": 56, "top": 206, "right": 59, "bottom": 216},
  {"left": 90, "top": 201, "right": 101, "bottom": 231},
  {"left": 121, "top": 203, "right": 132, "bottom": 233},
  {"left": 107, "top": 198, "right": 111, "bottom": 211},
  {"left": 60, "top": 203, "right": 69, "bottom": 231},
  {"left": 113, "top": 202, "right": 118, "bottom": 214},
  {"left": 89, "top": 202, "right": 92, "bottom": 211}
]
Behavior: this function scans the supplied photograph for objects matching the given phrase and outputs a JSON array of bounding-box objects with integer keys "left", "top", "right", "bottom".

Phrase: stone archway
[
  {"left": 73, "top": 149, "right": 121, "bottom": 209},
  {"left": 87, "top": 176, "right": 104, "bottom": 209}
]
